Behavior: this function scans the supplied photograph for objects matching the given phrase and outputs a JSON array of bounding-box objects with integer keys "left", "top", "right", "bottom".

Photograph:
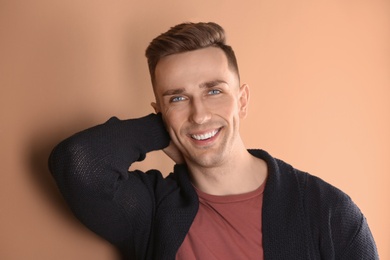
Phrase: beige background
[{"left": 1, "top": 0, "right": 389, "bottom": 259}]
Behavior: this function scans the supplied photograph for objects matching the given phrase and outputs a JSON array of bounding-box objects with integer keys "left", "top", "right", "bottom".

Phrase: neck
[{"left": 187, "top": 146, "right": 268, "bottom": 196}]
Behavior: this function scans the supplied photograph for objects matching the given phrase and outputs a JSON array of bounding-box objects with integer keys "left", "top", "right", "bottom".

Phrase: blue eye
[
  {"left": 208, "top": 89, "right": 221, "bottom": 95},
  {"left": 171, "top": 96, "right": 186, "bottom": 102}
]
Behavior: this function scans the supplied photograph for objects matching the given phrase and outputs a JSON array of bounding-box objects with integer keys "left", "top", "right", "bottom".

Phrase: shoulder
[
  {"left": 284, "top": 164, "right": 362, "bottom": 224},
  {"left": 268, "top": 153, "right": 362, "bottom": 223},
  {"left": 278, "top": 157, "right": 374, "bottom": 258},
  {"left": 250, "top": 149, "right": 355, "bottom": 210},
  {"left": 251, "top": 149, "right": 377, "bottom": 258}
]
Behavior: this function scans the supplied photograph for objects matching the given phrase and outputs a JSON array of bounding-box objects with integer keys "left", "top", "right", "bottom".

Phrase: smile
[{"left": 191, "top": 129, "right": 220, "bottom": 141}]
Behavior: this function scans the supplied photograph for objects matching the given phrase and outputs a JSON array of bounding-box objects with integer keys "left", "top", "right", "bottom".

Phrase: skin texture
[{"left": 152, "top": 47, "right": 267, "bottom": 195}]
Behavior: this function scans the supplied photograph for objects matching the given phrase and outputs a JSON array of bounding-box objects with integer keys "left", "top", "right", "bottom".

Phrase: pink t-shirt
[{"left": 176, "top": 182, "right": 265, "bottom": 259}]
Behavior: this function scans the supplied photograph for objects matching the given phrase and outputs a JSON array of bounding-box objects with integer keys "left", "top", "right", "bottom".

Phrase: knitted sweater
[{"left": 49, "top": 114, "right": 378, "bottom": 259}]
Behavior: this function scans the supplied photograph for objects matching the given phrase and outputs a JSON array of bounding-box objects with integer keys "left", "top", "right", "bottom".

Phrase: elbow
[{"left": 48, "top": 137, "right": 101, "bottom": 194}]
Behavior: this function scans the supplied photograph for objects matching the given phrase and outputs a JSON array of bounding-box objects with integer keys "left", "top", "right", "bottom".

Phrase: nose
[{"left": 190, "top": 98, "right": 211, "bottom": 125}]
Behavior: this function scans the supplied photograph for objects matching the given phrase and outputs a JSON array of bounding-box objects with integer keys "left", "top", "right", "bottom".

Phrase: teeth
[{"left": 191, "top": 129, "right": 219, "bottom": 140}]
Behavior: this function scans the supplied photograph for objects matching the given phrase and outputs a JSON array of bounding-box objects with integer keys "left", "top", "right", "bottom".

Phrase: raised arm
[{"left": 48, "top": 114, "right": 170, "bottom": 257}]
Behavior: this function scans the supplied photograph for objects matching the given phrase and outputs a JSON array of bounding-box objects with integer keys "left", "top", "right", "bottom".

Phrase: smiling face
[{"left": 152, "top": 47, "right": 249, "bottom": 168}]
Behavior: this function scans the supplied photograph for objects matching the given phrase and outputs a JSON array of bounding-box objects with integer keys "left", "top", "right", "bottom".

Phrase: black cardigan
[{"left": 49, "top": 114, "right": 378, "bottom": 259}]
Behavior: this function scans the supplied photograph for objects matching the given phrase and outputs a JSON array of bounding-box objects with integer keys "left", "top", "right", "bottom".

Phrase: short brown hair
[{"left": 145, "top": 22, "right": 240, "bottom": 86}]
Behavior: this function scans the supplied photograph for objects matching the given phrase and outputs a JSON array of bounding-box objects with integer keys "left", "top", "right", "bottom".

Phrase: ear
[
  {"left": 151, "top": 102, "right": 160, "bottom": 114},
  {"left": 238, "top": 84, "right": 250, "bottom": 118}
]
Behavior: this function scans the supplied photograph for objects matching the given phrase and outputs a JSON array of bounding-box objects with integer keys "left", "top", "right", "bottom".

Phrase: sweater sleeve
[
  {"left": 340, "top": 215, "right": 379, "bottom": 259},
  {"left": 305, "top": 174, "right": 379, "bottom": 259},
  {"left": 48, "top": 113, "right": 171, "bottom": 256}
]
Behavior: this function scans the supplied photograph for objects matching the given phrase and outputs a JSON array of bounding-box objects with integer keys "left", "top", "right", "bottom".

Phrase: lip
[{"left": 188, "top": 127, "right": 222, "bottom": 146}]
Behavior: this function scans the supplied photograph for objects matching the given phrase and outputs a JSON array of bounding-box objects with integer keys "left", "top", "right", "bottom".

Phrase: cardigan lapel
[
  {"left": 250, "top": 149, "right": 314, "bottom": 259},
  {"left": 152, "top": 164, "right": 199, "bottom": 260}
]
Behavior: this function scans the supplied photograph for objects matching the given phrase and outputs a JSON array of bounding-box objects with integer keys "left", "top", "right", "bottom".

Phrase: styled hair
[{"left": 145, "top": 22, "right": 240, "bottom": 86}]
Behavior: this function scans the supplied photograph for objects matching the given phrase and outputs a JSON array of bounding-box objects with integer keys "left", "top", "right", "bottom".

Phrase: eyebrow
[
  {"left": 199, "top": 80, "right": 227, "bottom": 89},
  {"left": 162, "top": 80, "right": 227, "bottom": 96},
  {"left": 162, "top": 88, "right": 185, "bottom": 96}
]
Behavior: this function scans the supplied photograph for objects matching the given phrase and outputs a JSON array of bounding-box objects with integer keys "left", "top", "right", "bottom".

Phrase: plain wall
[{"left": 1, "top": 1, "right": 389, "bottom": 259}]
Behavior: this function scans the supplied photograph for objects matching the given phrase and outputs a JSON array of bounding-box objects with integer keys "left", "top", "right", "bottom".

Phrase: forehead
[{"left": 154, "top": 47, "right": 238, "bottom": 94}]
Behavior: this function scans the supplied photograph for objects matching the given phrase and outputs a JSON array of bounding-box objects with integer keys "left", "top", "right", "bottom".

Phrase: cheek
[
  {"left": 163, "top": 106, "right": 187, "bottom": 132},
  {"left": 209, "top": 97, "right": 238, "bottom": 119}
]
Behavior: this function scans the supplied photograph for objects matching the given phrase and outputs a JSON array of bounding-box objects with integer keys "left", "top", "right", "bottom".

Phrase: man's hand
[{"left": 163, "top": 141, "right": 185, "bottom": 164}]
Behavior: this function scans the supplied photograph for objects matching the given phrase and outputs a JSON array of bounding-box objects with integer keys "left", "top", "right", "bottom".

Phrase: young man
[{"left": 49, "top": 22, "right": 378, "bottom": 259}]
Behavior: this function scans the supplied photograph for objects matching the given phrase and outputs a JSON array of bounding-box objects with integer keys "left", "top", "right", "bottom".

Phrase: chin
[{"left": 190, "top": 152, "right": 226, "bottom": 168}]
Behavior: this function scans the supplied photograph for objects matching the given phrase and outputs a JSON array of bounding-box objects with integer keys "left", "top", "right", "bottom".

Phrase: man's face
[{"left": 152, "top": 47, "right": 249, "bottom": 168}]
